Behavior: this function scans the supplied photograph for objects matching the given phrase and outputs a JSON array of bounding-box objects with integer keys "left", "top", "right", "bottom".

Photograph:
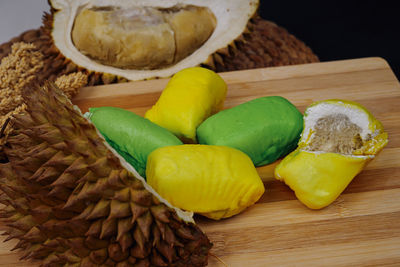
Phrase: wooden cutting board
[{"left": 1, "top": 57, "right": 399, "bottom": 266}]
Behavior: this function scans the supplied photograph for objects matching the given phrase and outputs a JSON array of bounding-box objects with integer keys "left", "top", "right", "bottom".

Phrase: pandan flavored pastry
[
  {"left": 146, "top": 145, "right": 265, "bottom": 220},
  {"left": 86, "top": 106, "right": 183, "bottom": 177},
  {"left": 0, "top": 83, "right": 211, "bottom": 266},
  {"left": 275, "top": 99, "right": 388, "bottom": 209},
  {"left": 145, "top": 67, "right": 227, "bottom": 142},
  {"left": 197, "top": 96, "right": 303, "bottom": 166}
]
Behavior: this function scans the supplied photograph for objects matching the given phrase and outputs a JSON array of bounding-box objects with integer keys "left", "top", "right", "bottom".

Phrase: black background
[{"left": 258, "top": 0, "right": 399, "bottom": 79}]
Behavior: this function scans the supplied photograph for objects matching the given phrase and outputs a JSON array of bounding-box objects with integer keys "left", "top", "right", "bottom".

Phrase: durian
[
  {"left": 0, "top": 82, "right": 212, "bottom": 266},
  {"left": 0, "top": 1, "right": 319, "bottom": 85},
  {"left": 0, "top": 42, "right": 87, "bottom": 163}
]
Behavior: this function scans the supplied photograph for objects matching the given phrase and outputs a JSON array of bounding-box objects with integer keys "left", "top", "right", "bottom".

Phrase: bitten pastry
[
  {"left": 275, "top": 99, "right": 388, "bottom": 209},
  {"left": 145, "top": 67, "right": 227, "bottom": 142},
  {"left": 197, "top": 96, "right": 303, "bottom": 166},
  {"left": 86, "top": 106, "right": 183, "bottom": 177}
]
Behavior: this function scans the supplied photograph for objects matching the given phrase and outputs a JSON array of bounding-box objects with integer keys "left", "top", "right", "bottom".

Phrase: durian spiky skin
[
  {"left": 0, "top": 10, "right": 318, "bottom": 86},
  {"left": 0, "top": 82, "right": 212, "bottom": 266}
]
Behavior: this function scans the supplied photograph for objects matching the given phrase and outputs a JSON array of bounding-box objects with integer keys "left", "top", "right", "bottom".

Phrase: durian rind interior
[
  {"left": 299, "top": 100, "right": 388, "bottom": 156},
  {"left": 50, "top": 0, "right": 259, "bottom": 80}
]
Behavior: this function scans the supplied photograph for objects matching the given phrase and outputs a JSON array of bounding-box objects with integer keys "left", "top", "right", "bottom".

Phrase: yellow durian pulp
[{"left": 72, "top": 5, "right": 216, "bottom": 70}]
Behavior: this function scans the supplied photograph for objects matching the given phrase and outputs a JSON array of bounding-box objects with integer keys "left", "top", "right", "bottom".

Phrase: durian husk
[
  {"left": 0, "top": 42, "right": 87, "bottom": 162},
  {"left": 0, "top": 82, "right": 212, "bottom": 266},
  {"left": 0, "top": 11, "right": 318, "bottom": 86}
]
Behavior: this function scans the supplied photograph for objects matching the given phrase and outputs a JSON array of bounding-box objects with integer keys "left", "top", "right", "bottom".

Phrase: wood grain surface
[{"left": 1, "top": 57, "right": 399, "bottom": 266}]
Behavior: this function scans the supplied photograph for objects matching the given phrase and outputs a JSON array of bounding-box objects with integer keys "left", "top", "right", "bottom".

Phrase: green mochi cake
[
  {"left": 86, "top": 106, "right": 183, "bottom": 177},
  {"left": 197, "top": 96, "right": 303, "bottom": 166}
]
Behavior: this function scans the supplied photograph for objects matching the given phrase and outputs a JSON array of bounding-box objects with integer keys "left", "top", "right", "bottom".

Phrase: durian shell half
[
  {"left": 50, "top": 0, "right": 259, "bottom": 80},
  {"left": 0, "top": 82, "right": 212, "bottom": 266},
  {"left": 0, "top": 3, "right": 319, "bottom": 85}
]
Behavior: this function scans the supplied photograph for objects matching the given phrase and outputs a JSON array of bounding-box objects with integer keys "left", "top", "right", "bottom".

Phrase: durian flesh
[
  {"left": 72, "top": 5, "right": 216, "bottom": 69},
  {"left": 50, "top": 0, "right": 258, "bottom": 80}
]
